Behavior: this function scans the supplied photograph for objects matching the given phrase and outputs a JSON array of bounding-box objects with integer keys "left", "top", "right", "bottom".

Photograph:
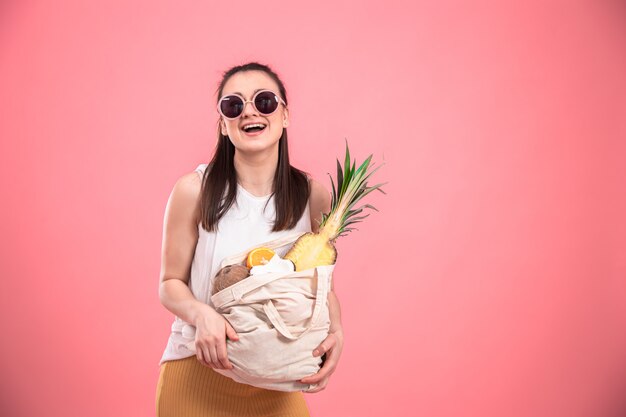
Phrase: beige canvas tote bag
[{"left": 185, "top": 231, "right": 335, "bottom": 392}]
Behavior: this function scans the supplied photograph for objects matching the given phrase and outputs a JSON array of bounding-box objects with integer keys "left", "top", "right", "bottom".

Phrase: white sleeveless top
[{"left": 159, "top": 163, "right": 312, "bottom": 365}]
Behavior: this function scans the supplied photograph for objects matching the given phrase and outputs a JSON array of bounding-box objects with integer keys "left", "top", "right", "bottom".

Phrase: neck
[{"left": 233, "top": 145, "right": 279, "bottom": 197}]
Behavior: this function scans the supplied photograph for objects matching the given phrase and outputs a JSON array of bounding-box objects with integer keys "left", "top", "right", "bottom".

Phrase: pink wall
[{"left": 1, "top": 1, "right": 625, "bottom": 416}]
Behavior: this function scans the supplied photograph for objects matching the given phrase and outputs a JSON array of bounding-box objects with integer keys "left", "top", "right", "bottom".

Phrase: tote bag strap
[
  {"left": 210, "top": 265, "right": 334, "bottom": 340},
  {"left": 211, "top": 267, "right": 316, "bottom": 307},
  {"left": 218, "top": 231, "right": 305, "bottom": 269},
  {"left": 262, "top": 265, "right": 332, "bottom": 340}
]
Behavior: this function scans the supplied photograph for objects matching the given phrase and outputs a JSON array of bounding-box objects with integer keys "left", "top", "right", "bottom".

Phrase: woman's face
[{"left": 219, "top": 70, "right": 289, "bottom": 154}]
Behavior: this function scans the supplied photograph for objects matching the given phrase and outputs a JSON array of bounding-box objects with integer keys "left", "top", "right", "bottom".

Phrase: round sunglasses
[{"left": 217, "top": 89, "right": 287, "bottom": 120}]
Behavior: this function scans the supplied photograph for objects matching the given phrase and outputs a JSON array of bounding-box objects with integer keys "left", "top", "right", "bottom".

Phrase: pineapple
[{"left": 284, "top": 139, "right": 386, "bottom": 271}]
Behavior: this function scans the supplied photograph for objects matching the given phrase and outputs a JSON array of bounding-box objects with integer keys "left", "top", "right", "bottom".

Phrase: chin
[{"left": 237, "top": 134, "right": 280, "bottom": 149}]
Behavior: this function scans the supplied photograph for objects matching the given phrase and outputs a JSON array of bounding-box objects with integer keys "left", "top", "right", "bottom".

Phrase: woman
[{"left": 155, "top": 62, "right": 345, "bottom": 417}]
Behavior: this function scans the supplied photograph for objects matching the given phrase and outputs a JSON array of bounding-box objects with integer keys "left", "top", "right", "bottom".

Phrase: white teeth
[{"left": 242, "top": 123, "right": 266, "bottom": 131}]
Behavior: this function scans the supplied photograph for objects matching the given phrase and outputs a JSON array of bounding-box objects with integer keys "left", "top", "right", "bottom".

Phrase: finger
[
  {"left": 200, "top": 343, "right": 213, "bottom": 367},
  {"left": 301, "top": 351, "right": 338, "bottom": 384},
  {"left": 197, "top": 345, "right": 212, "bottom": 368},
  {"left": 216, "top": 340, "right": 233, "bottom": 370},
  {"left": 306, "top": 379, "right": 328, "bottom": 393},
  {"left": 209, "top": 345, "right": 221, "bottom": 369},
  {"left": 225, "top": 322, "right": 239, "bottom": 341},
  {"left": 321, "top": 348, "right": 339, "bottom": 369},
  {"left": 313, "top": 335, "right": 336, "bottom": 357},
  {"left": 319, "top": 351, "right": 340, "bottom": 377},
  {"left": 300, "top": 365, "right": 331, "bottom": 384},
  {"left": 204, "top": 346, "right": 217, "bottom": 368}
]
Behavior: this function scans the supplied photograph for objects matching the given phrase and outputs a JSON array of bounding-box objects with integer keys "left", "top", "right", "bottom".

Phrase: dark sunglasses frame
[{"left": 217, "top": 89, "right": 287, "bottom": 120}]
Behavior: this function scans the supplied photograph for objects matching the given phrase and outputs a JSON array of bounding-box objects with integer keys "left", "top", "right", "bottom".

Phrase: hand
[
  {"left": 300, "top": 327, "right": 344, "bottom": 393},
  {"left": 193, "top": 304, "right": 239, "bottom": 370}
]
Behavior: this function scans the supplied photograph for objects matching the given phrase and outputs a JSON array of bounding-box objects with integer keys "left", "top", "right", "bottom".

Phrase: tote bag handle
[
  {"left": 218, "top": 231, "right": 305, "bottom": 270},
  {"left": 262, "top": 265, "right": 332, "bottom": 340},
  {"left": 206, "top": 230, "right": 305, "bottom": 304},
  {"left": 211, "top": 265, "right": 333, "bottom": 341},
  {"left": 210, "top": 231, "right": 334, "bottom": 341}
]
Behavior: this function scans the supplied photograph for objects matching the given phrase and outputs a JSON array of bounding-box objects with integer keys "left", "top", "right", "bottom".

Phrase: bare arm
[
  {"left": 158, "top": 171, "right": 238, "bottom": 369},
  {"left": 158, "top": 172, "right": 208, "bottom": 324},
  {"left": 327, "top": 289, "right": 343, "bottom": 334}
]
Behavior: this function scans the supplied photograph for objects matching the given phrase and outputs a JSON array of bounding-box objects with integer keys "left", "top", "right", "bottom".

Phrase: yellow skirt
[{"left": 155, "top": 356, "right": 311, "bottom": 417}]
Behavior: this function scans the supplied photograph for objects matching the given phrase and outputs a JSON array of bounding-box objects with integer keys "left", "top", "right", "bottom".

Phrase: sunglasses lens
[
  {"left": 254, "top": 91, "right": 280, "bottom": 115},
  {"left": 220, "top": 96, "right": 244, "bottom": 119}
]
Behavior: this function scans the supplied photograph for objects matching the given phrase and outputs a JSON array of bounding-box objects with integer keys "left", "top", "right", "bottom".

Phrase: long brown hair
[{"left": 199, "top": 62, "right": 310, "bottom": 233}]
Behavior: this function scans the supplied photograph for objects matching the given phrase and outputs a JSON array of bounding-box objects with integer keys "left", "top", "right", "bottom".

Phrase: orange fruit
[{"left": 246, "top": 247, "right": 275, "bottom": 268}]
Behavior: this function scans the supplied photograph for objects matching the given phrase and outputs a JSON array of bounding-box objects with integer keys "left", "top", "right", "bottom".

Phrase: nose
[{"left": 241, "top": 99, "right": 259, "bottom": 117}]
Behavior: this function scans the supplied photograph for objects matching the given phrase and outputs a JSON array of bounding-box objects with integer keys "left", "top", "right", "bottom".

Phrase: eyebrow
[{"left": 228, "top": 88, "right": 266, "bottom": 98}]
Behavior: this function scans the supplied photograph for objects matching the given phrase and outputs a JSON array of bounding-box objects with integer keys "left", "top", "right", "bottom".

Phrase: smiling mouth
[{"left": 241, "top": 125, "right": 267, "bottom": 134}]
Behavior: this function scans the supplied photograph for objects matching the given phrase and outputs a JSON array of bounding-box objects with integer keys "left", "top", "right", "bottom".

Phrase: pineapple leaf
[
  {"left": 360, "top": 162, "right": 385, "bottom": 185},
  {"left": 327, "top": 172, "right": 337, "bottom": 210},
  {"left": 346, "top": 207, "right": 364, "bottom": 217},
  {"left": 351, "top": 154, "right": 372, "bottom": 184},
  {"left": 343, "top": 218, "right": 369, "bottom": 228},
  {"left": 341, "top": 139, "right": 351, "bottom": 196},
  {"left": 347, "top": 187, "right": 366, "bottom": 209},
  {"left": 320, "top": 139, "right": 386, "bottom": 241},
  {"left": 343, "top": 138, "right": 350, "bottom": 176},
  {"left": 346, "top": 202, "right": 379, "bottom": 216},
  {"left": 341, "top": 158, "right": 353, "bottom": 197},
  {"left": 360, "top": 182, "right": 388, "bottom": 198},
  {"left": 345, "top": 214, "right": 370, "bottom": 223},
  {"left": 351, "top": 159, "right": 356, "bottom": 183},
  {"left": 337, "top": 227, "right": 357, "bottom": 237},
  {"left": 335, "top": 158, "right": 343, "bottom": 201},
  {"left": 357, "top": 203, "right": 379, "bottom": 212}
]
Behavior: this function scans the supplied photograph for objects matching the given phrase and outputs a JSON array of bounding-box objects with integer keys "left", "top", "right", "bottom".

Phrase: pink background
[{"left": 1, "top": 1, "right": 625, "bottom": 416}]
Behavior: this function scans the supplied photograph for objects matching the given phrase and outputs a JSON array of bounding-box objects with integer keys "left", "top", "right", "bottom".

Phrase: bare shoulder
[
  {"left": 159, "top": 169, "right": 203, "bottom": 285},
  {"left": 309, "top": 177, "right": 331, "bottom": 208},
  {"left": 166, "top": 170, "right": 203, "bottom": 230},
  {"left": 175, "top": 170, "right": 203, "bottom": 194},
  {"left": 308, "top": 177, "right": 331, "bottom": 233}
]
